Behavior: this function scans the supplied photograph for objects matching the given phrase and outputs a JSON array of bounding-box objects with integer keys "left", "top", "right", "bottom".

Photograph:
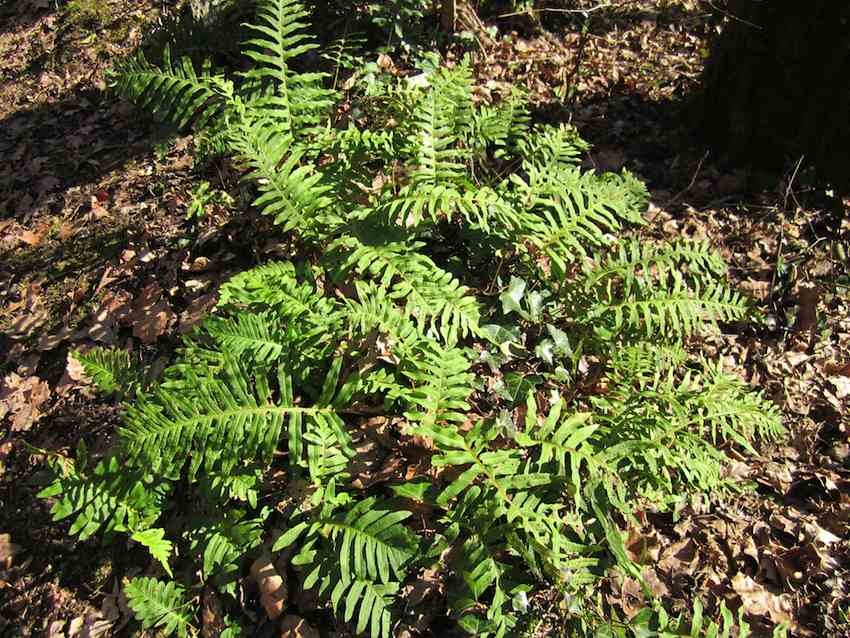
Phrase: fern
[
  {"left": 395, "top": 340, "right": 475, "bottom": 430},
  {"left": 274, "top": 489, "right": 419, "bottom": 638},
  {"left": 241, "top": 0, "right": 335, "bottom": 137},
  {"left": 37, "top": 455, "right": 165, "bottom": 541},
  {"left": 72, "top": 347, "right": 141, "bottom": 397},
  {"left": 42, "top": 7, "right": 790, "bottom": 638},
  {"left": 113, "top": 45, "right": 229, "bottom": 130},
  {"left": 132, "top": 528, "right": 174, "bottom": 576},
  {"left": 124, "top": 577, "right": 193, "bottom": 638},
  {"left": 120, "top": 355, "right": 344, "bottom": 479}
]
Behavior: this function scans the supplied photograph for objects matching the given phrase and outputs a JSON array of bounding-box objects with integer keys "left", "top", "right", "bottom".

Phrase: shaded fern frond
[{"left": 124, "top": 576, "right": 192, "bottom": 638}]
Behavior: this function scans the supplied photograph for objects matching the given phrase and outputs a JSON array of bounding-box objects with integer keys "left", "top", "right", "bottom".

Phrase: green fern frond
[
  {"left": 584, "top": 274, "right": 750, "bottom": 341},
  {"left": 322, "top": 497, "right": 419, "bottom": 584},
  {"left": 113, "top": 45, "right": 229, "bottom": 130},
  {"left": 217, "top": 261, "right": 341, "bottom": 327},
  {"left": 342, "top": 281, "right": 423, "bottom": 359},
  {"left": 230, "top": 117, "right": 338, "bottom": 237},
  {"left": 688, "top": 361, "right": 784, "bottom": 448},
  {"left": 329, "top": 576, "right": 398, "bottom": 638},
  {"left": 516, "top": 123, "right": 589, "bottom": 169},
  {"left": 505, "top": 166, "right": 646, "bottom": 277},
  {"left": 396, "top": 341, "right": 475, "bottom": 430},
  {"left": 203, "top": 313, "right": 288, "bottom": 363},
  {"left": 306, "top": 411, "right": 356, "bottom": 485},
  {"left": 513, "top": 394, "right": 596, "bottom": 505},
  {"left": 37, "top": 455, "right": 165, "bottom": 541},
  {"left": 190, "top": 509, "right": 266, "bottom": 588},
  {"left": 120, "top": 355, "right": 331, "bottom": 478},
  {"left": 72, "top": 347, "right": 141, "bottom": 397},
  {"left": 581, "top": 238, "right": 727, "bottom": 291},
  {"left": 470, "top": 90, "right": 531, "bottom": 160},
  {"left": 124, "top": 576, "right": 193, "bottom": 638},
  {"left": 131, "top": 528, "right": 174, "bottom": 576},
  {"left": 241, "top": 0, "right": 335, "bottom": 136},
  {"left": 331, "top": 231, "right": 482, "bottom": 341},
  {"left": 274, "top": 491, "right": 418, "bottom": 638}
]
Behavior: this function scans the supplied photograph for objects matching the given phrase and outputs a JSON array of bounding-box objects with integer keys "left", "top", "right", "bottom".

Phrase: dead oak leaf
[
  {"left": 130, "top": 283, "right": 176, "bottom": 344},
  {"left": 0, "top": 533, "right": 21, "bottom": 568},
  {"left": 0, "top": 372, "right": 50, "bottom": 431},
  {"left": 178, "top": 292, "right": 217, "bottom": 334},
  {"left": 731, "top": 573, "right": 799, "bottom": 630}
]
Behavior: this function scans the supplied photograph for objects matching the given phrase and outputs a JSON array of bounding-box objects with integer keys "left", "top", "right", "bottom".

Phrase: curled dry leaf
[
  {"left": 658, "top": 538, "right": 699, "bottom": 577},
  {"left": 731, "top": 573, "right": 798, "bottom": 630},
  {"left": 249, "top": 553, "right": 287, "bottom": 621},
  {"left": 279, "top": 614, "right": 319, "bottom": 638},
  {"left": 178, "top": 292, "right": 217, "bottom": 334},
  {"left": 201, "top": 586, "right": 225, "bottom": 638},
  {"left": 0, "top": 372, "right": 50, "bottom": 431}
]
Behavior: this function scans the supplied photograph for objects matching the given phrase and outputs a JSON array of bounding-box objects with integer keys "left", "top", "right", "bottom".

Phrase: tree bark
[
  {"left": 441, "top": 0, "right": 456, "bottom": 33},
  {"left": 697, "top": 0, "right": 850, "bottom": 191}
]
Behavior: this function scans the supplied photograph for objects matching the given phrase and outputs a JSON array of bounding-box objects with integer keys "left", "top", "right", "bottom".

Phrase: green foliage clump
[{"left": 39, "top": 2, "right": 784, "bottom": 637}]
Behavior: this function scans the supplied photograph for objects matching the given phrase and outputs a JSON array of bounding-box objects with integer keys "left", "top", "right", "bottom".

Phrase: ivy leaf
[
  {"left": 546, "top": 324, "right": 571, "bottom": 354},
  {"left": 535, "top": 339, "right": 555, "bottom": 365},
  {"left": 526, "top": 290, "right": 546, "bottom": 322},
  {"left": 391, "top": 480, "right": 433, "bottom": 502},
  {"left": 498, "top": 372, "right": 542, "bottom": 404},
  {"left": 499, "top": 276, "right": 526, "bottom": 315}
]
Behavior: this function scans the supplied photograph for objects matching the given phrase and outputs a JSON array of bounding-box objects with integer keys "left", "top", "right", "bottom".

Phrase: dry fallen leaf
[
  {"left": 731, "top": 573, "right": 797, "bottom": 629},
  {"left": 250, "top": 553, "right": 287, "bottom": 621},
  {"left": 828, "top": 375, "right": 850, "bottom": 400},
  {"left": 0, "top": 372, "right": 50, "bottom": 431},
  {"left": 279, "top": 614, "right": 319, "bottom": 638},
  {"left": 178, "top": 292, "right": 217, "bottom": 333},
  {"left": 0, "top": 533, "right": 22, "bottom": 568},
  {"left": 201, "top": 586, "right": 225, "bottom": 638},
  {"left": 130, "top": 283, "right": 176, "bottom": 344}
]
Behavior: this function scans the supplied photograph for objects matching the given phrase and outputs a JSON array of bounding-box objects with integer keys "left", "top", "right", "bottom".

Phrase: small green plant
[
  {"left": 40, "top": 2, "right": 783, "bottom": 637},
  {"left": 185, "top": 180, "right": 233, "bottom": 219}
]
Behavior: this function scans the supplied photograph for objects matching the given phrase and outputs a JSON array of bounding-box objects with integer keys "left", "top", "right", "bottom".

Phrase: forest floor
[{"left": 1, "top": 1, "right": 848, "bottom": 636}]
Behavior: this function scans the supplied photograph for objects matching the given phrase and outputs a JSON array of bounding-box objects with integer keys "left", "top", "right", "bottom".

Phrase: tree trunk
[
  {"left": 441, "top": 0, "right": 456, "bottom": 33},
  {"left": 697, "top": 1, "right": 850, "bottom": 191}
]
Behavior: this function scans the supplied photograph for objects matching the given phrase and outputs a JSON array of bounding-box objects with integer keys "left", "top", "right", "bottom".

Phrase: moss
[{"left": 66, "top": 0, "right": 112, "bottom": 29}]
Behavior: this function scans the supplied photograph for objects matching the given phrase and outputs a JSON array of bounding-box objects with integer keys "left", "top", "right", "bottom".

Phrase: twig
[
  {"left": 565, "top": 18, "right": 590, "bottom": 103},
  {"left": 705, "top": 0, "right": 763, "bottom": 29},
  {"left": 665, "top": 150, "right": 709, "bottom": 206},
  {"left": 783, "top": 154, "right": 805, "bottom": 211},
  {"left": 771, "top": 155, "right": 805, "bottom": 298},
  {"left": 496, "top": 2, "right": 614, "bottom": 19}
]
